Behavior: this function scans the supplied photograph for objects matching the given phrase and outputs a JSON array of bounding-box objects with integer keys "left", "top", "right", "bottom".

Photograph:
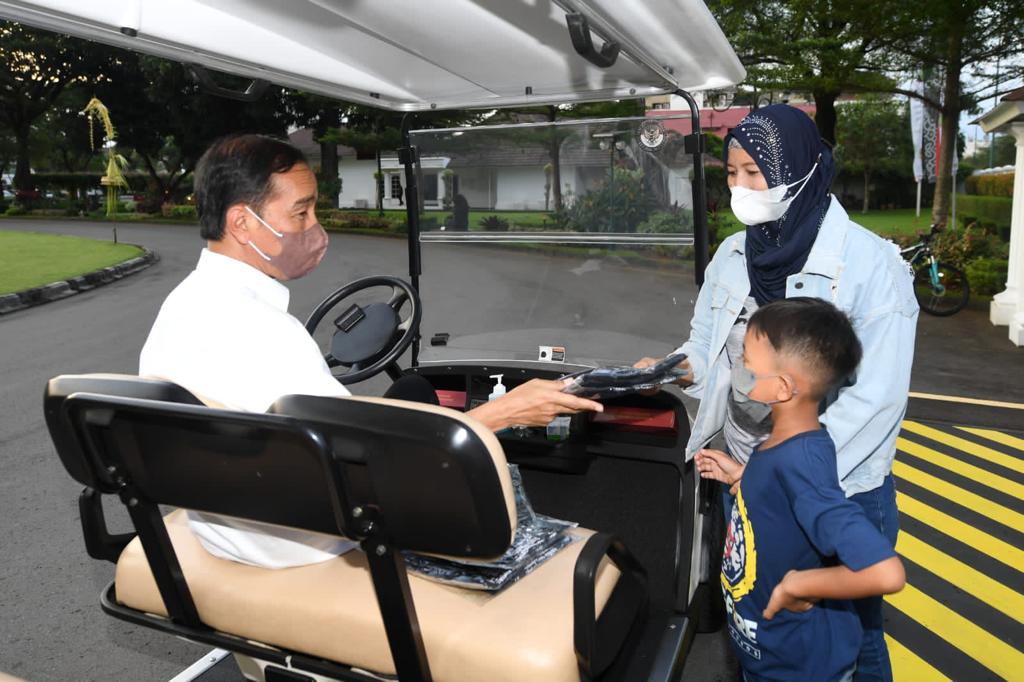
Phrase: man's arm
[
  {"left": 763, "top": 558, "right": 905, "bottom": 620},
  {"left": 466, "top": 379, "right": 603, "bottom": 432}
]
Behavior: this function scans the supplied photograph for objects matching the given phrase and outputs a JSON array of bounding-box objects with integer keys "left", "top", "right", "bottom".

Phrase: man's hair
[
  {"left": 748, "top": 297, "right": 862, "bottom": 399},
  {"left": 193, "top": 134, "right": 307, "bottom": 240}
]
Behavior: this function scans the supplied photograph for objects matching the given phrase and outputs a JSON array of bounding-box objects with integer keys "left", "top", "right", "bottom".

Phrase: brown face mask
[{"left": 245, "top": 205, "right": 329, "bottom": 280}]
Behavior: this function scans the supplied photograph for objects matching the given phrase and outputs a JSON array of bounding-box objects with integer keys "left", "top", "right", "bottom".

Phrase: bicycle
[{"left": 900, "top": 224, "right": 970, "bottom": 316}]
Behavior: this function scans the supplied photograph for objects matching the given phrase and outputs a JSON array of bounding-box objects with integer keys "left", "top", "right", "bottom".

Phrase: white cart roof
[{"left": 0, "top": 0, "right": 745, "bottom": 110}]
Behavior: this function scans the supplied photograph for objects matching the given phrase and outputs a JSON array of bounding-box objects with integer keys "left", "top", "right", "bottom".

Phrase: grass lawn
[
  {"left": 715, "top": 207, "right": 933, "bottom": 241},
  {"left": 0, "top": 230, "right": 143, "bottom": 295}
]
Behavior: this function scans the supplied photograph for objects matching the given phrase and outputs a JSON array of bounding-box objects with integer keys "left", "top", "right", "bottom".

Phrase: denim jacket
[{"left": 677, "top": 197, "right": 919, "bottom": 496}]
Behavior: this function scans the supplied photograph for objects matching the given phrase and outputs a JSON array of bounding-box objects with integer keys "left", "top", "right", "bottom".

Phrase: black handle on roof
[
  {"left": 187, "top": 64, "right": 270, "bottom": 102},
  {"left": 565, "top": 13, "right": 620, "bottom": 68}
]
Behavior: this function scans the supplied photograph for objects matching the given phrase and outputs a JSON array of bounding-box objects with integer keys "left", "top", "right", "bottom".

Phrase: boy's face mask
[
  {"left": 245, "top": 205, "right": 328, "bottom": 280},
  {"left": 730, "top": 364, "right": 797, "bottom": 421},
  {"left": 729, "top": 156, "right": 820, "bottom": 226}
]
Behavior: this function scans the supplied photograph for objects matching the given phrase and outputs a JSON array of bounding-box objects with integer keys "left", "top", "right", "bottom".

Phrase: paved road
[
  {"left": 0, "top": 220, "right": 697, "bottom": 681},
  {"left": 0, "top": 219, "right": 1020, "bottom": 681}
]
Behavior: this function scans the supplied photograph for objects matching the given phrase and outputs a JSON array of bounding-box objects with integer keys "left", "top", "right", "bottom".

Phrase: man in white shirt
[{"left": 140, "top": 134, "right": 602, "bottom": 568}]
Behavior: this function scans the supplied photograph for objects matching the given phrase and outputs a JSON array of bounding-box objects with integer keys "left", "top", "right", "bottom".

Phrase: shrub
[
  {"left": 479, "top": 215, "right": 510, "bottom": 231},
  {"left": 920, "top": 224, "right": 1008, "bottom": 269},
  {"left": 561, "top": 168, "right": 657, "bottom": 233},
  {"left": 135, "top": 194, "right": 164, "bottom": 214},
  {"left": 4, "top": 203, "right": 27, "bottom": 216},
  {"left": 638, "top": 209, "right": 694, "bottom": 234},
  {"left": 965, "top": 257, "right": 1008, "bottom": 297},
  {"left": 161, "top": 204, "right": 198, "bottom": 220},
  {"left": 954, "top": 194, "right": 1013, "bottom": 233},
  {"left": 965, "top": 172, "right": 1014, "bottom": 197},
  {"left": 703, "top": 165, "right": 728, "bottom": 213}
]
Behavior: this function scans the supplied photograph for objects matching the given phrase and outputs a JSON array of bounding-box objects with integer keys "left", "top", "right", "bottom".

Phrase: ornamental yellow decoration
[{"left": 82, "top": 97, "right": 130, "bottom": 217}]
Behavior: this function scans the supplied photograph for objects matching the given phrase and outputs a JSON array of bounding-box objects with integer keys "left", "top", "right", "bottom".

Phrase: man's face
[{"left": 246, "top": 163, "right": 319, "bottom": 277}]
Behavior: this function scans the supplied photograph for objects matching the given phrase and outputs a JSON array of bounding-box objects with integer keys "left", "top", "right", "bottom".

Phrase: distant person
[
  {"left": 451, "top": 192, "right": 469, "bottom": 230},
  {"left": 140, "top": 134, "right": 601, "bottom": 568},
  {"left": 635, "top": 104, "right": 918, "bottom": 680},
  {"left": 697, "top": 298, "right": 905, "bottom": 681}
]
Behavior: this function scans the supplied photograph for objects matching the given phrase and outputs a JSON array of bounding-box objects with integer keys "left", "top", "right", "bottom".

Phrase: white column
[{"left": 991, "top": 122, "right": 1024, "bottom": 346}]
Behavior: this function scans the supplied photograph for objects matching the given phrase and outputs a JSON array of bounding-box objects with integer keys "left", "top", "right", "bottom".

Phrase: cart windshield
[{"left": 409, "top": 114, "right": 704, "bottom": 368}]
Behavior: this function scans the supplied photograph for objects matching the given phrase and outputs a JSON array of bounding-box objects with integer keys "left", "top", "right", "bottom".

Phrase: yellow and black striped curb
[
  {"left": 0, "top": 247, "right": 158, "bottom": 316},
  {"left": 884, "top": 419, "right": 1023, "bottom": 681}
]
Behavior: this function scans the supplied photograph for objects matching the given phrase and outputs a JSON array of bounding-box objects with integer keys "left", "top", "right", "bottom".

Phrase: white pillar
[{"left": 990, "top": 122, "right": 1024, "bottom": 346}]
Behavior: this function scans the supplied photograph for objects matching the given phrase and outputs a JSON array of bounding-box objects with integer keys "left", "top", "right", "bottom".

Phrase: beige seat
[
  {"left": 47, "top": 378, "right": 646, "bottom": 682},
  {"left": 116, "top": 510, "right": 619, "bottom": 681}
]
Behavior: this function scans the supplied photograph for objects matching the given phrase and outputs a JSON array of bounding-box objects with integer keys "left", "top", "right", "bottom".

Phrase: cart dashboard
[{"left": 406, "top": 361, "right": 690, "bottom": 473}]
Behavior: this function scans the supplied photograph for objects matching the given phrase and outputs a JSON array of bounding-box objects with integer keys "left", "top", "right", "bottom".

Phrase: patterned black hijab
[{"left": 724, "top": 105, "right": 835, "bottom": 306}]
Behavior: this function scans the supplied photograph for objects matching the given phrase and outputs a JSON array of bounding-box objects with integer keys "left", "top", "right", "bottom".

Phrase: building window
[
  {"left": 651, "top": 102, "right": 668, "bottom": 110},
  {"left": 390, "top": 174, "right": 402, "bottom": 199}
]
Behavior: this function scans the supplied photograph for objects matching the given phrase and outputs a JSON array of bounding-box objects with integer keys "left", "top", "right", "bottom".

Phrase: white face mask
[{"left": 729, "top": 158, "right": 820, "bottom": 226}]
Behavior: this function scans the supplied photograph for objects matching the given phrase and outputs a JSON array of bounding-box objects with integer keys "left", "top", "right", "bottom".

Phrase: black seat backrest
[
  {"left": 61, "top": 390, "right": 513, "bottom": 557},
  {"left": 270, "top": 394, "right": 515, "bottom": 557},
  {"left": 44, "top": 374, "right": 204, "bottom": 491}
]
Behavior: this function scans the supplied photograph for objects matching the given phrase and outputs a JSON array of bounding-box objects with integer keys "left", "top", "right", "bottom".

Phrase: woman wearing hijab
[{"left": 638, "top": 104, "right": 918, "bottom": 681}]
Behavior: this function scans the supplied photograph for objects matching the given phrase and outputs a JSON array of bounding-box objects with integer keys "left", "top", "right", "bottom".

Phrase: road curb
[{"left": 0, "top": 247, "right": 159, "bottom": 316}]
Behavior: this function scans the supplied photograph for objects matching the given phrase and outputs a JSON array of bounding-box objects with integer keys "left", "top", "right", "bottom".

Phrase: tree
[
  {"left": 0, "top": 22, "right": 111, "bottom": 192},
  {"left": 706, "top": 0, "right": 912, "bottom": 145},
  {"left": 92, "top": 55, "right": 291, "bottom": 203},
  {"left": 900, "top": 0, "right": 1024, "bottom": 226},
  {"left": 286, "top": 93, "right": 348, "bottom": 208},
  {"left": 835, "top": 98, "right": 913, "bottom": 212}
]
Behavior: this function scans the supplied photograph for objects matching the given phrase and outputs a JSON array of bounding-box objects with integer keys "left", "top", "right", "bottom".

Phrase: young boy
[{"left": 695, "top": 297, "right": 905, "bottom": 681}]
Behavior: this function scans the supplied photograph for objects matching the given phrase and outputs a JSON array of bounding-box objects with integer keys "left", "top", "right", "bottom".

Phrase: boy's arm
[{"left": 763, "top": 557, "right": 905, "bottom": 620}]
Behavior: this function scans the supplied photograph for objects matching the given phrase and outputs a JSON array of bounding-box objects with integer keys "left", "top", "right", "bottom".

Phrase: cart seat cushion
[{"left": 116, "top": 511, "right": 619, "bottom": 682}]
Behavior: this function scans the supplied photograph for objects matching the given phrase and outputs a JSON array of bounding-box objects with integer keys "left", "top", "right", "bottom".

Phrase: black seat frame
[{"left": 44, "top": 376, "right": 648, "bottom": 682}]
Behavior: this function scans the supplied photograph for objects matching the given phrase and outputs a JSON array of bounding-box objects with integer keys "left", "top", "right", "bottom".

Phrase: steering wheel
[{"left": 304, "top": 276, "right": 421, "bottom": 385}]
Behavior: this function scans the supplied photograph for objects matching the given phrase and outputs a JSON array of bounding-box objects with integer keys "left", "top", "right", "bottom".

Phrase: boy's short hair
[
  {"left": 748, "top": 297, "right": 862, "bottom": 399},
  {"left": 194, "top": 134, "right": 307, "bottom": 241}
]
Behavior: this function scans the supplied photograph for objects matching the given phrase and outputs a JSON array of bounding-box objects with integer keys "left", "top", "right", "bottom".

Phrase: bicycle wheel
[{"left": 914, "top": 263, "right": 970, "bottom": 316}]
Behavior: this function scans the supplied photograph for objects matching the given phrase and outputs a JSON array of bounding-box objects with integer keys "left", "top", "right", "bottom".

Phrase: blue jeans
[{"left": 848, "top": 475, "right": 899, "bottom": 682}]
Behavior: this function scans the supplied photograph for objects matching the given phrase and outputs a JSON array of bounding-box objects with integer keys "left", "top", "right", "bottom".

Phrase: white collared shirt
[{"left": 140, "top": 248, "right": 355, "bottom": 568}]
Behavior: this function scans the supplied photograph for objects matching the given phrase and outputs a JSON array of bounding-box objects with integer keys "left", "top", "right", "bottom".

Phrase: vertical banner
[{"left": 910, "top": 81, "right": 924, "bottom": 183}]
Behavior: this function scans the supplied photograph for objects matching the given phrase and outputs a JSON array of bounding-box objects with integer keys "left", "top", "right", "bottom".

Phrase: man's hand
[
  {"left": 467, "top": 378, "right": 603, "bottom": 431},
  {"left": 632, "top": 356, "right": 694, "bottom": 395},
  {"left": 695, "top": 448, "right": 745, "bottom": 495},
  {"left": 763, "top": 570, "right": 819, "bottom": 620}
]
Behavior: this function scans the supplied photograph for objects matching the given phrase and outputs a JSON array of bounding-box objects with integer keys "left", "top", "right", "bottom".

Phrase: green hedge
[
  {"left": 965, "top": 257, "right": 1009, "bottom": 297},
  {"left": 965, "top": 173, "right": 1014, "bottom": 197},
  {"left": 955, "top": 194, "right": 1013, "bottom": 232}
]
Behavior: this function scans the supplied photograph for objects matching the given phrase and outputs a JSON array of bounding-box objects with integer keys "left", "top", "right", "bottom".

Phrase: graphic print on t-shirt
[{"left": 721, "top": 487, "right": 762, "bottom": 660}]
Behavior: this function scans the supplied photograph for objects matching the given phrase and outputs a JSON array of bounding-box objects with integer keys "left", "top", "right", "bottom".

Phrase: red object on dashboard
[
  {"left": 435, "top": 390, "right": 467, "bottom": 409},
  {"left": 593, "top": 406, "right": 676, "bottom": 430}
]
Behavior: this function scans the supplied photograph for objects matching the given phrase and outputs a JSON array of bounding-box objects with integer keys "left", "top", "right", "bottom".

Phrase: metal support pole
[
  {"left": 673, "top": 89, "right": 709, "bottom": 288},
  {"left": 400, "top": 114, "right": 421, "bottom": 366}
]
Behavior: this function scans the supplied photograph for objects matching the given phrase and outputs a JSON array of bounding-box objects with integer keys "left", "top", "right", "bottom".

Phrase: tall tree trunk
[
  {"left": 862, "top": 169, "right": 871, "bottom": 213},
  {"left": 376, "top": 150, "right": 384, "bottom": 216},
  {"left": 319, "top": 137, "right": 339, "bottom": 209},
  {"left": 547, "top": 106, "right": 563, "bottom": 212},
  {"left": 931, "top": 21, "right": 964, "bottom": 227},
  {"left": 13, "top": 125, "right": 32, "bottom": 193},
  {"left": 812, "top": 90, "right": 840, "bottom": 147}
]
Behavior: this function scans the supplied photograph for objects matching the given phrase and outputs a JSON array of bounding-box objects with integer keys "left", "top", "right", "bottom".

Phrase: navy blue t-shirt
[{"left": 720, "top": 429, "right": 897, "bottom": 681}]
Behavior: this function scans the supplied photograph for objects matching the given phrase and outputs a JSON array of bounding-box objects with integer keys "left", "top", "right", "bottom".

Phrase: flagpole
[{"left": 916, "top": 181, "right": 922, "bottom": 218}]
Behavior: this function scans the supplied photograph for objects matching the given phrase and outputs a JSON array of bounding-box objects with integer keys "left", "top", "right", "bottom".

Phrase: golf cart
[{"left": 13, "top": 1, "right": 746, "bottom": 679}]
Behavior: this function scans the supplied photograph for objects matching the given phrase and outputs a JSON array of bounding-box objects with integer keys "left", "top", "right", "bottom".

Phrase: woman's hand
[
  {"left": 763, "top": 570, "right": 820, "bottom": 620},
  {"left": 467, "top": 378, "right": 603, "bottom": 431},
  {"left": 632, "top": 356, "right": 694, "bottom": 392},
  {"left": 695, "top": 448, "right": 745, "bottom": 495}
]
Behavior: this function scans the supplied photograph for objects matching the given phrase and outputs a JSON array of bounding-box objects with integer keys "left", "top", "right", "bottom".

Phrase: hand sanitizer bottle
[{"left": 489, "top": 374, "right": 506, "bottom": 401}]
